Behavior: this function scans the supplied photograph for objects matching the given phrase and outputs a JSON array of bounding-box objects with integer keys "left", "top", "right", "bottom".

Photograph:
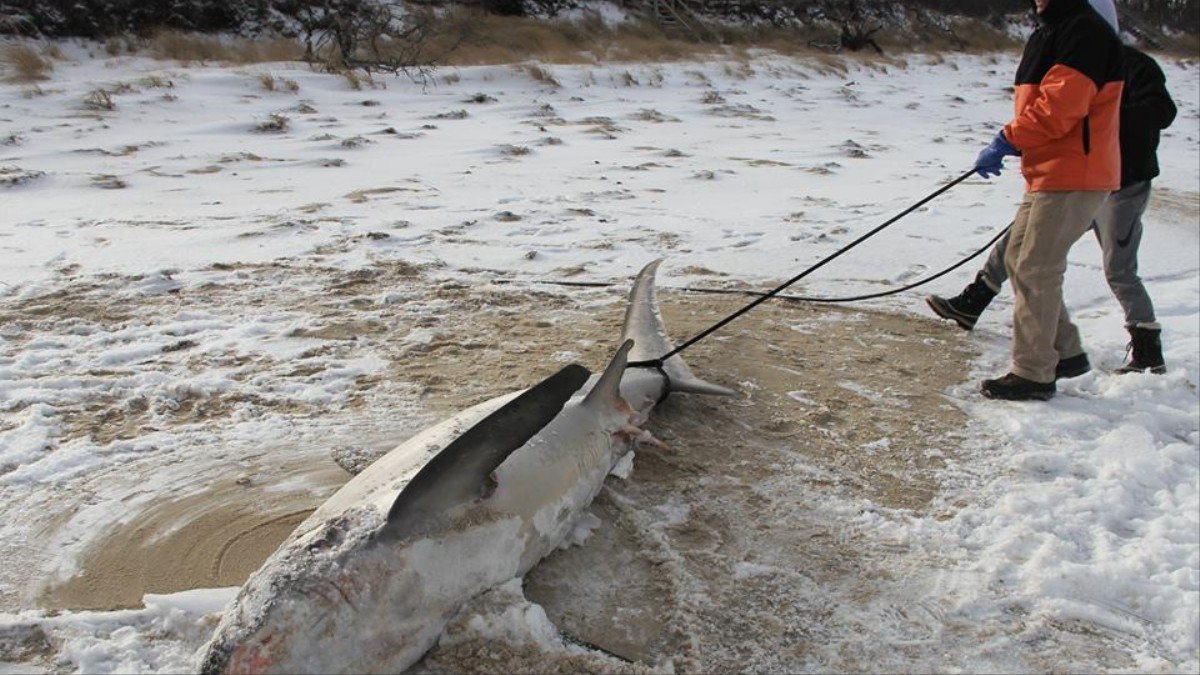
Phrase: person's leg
[
  {"left": 979, "top": 229, "right": 1011, "bottom": 289},
  {"left": 1004, "top": 191, "right": 1107, "bottom": 384},
  {"left": 978, "top": 198, "right": 1056, "bottom": 400},
  {"left": 1094, "top": 181, "right": 1157, "bottom": 327},
  {"left": 1093, "top": 181, "right": 1166, "bottom": 373}
]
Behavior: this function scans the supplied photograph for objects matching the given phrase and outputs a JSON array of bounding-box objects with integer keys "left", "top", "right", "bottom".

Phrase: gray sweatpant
[{"left": 979, "top": 180, "right": 1159, "bottom": 330}]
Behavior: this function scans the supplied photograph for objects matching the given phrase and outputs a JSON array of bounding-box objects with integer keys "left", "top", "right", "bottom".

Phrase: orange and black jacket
[{"left": 1003, "top": 0, "right": 1125, "bottom": 193}]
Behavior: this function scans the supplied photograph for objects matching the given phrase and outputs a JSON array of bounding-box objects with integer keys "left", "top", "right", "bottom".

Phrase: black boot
[
  {"left": 926, "top": 272, "right": 998, "bottom": 330},
  {"left": 1115, "top": 326, "right": 1167, "bottom": 374},
  {"left": 1056, "top": 353, "right": 1091, "bottom": 380},
  {"left": 981, "top": 373, "right": 1056, "bottom": 401}
]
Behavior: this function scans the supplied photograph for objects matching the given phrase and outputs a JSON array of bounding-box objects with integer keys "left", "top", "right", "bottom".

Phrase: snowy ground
[{"left": 0, "top": 40, "right": 1197, "bottom": 673}]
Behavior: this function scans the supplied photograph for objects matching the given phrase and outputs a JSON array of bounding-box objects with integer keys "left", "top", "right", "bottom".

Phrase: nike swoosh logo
[{"left": 1117, "top": 227, "right": 1135, "bottom": 248}]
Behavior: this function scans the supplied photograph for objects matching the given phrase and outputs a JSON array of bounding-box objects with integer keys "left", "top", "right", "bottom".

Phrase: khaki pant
[{"left": 1004, "top": 191, "right": 1110, "bottom": 383}]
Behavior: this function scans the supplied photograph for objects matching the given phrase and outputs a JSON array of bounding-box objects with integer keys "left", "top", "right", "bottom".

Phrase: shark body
[{"left": 198, "top": 260, "right": 734, "bottom": 674}]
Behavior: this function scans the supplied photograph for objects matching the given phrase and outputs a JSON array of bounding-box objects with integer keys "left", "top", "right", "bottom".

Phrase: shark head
[{"left": 198, "top": 509, "right": 434, "bottom": 675}]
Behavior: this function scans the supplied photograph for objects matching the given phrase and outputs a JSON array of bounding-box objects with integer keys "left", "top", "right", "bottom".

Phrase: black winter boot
[
  {"left": 926, "top": 272, "right": 999, "bottom": 330},
  {"left": 1055, "top": 353, "right": 1091, "bottom": 380},
  {"left": 981, "top": 373, "right": 1056, "bottom": 401},
  {"left": 1115, "top": 326, "right": 1167, "bottom": 374}
]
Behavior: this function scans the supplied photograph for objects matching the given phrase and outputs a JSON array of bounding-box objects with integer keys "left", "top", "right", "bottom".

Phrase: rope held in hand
[{"left": 628, "top": 168, "right": 980, "bottom": 369}]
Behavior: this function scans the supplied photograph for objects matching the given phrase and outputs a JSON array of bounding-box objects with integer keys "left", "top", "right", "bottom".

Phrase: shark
[{"left": 197, "top": 259, "right": 735, "bottom": 674}]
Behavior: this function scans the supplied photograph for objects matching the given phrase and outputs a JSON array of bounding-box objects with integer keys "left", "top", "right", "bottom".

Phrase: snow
[{"left": 0, "top": 35, "right": 1197, "bottom": 674}]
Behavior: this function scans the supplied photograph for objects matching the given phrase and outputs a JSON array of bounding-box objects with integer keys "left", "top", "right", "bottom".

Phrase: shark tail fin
[{"left": 622, "top": 259, "right": 737, "bottom": 398}]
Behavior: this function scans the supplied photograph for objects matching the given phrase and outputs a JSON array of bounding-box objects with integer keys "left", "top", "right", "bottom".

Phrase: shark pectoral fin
[
  {"left": 382, "top": 363, "right": 592, "bottom": 541},
  {"left": 614, "top": 424, "right": 669, "bottom": 451}
]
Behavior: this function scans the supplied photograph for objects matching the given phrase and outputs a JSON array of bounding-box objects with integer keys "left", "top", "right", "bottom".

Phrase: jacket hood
[
  {"left": 1088, "top": 0, "right": 1120, "bottom": 34},
  {"left": 1036, "top": 0, "right": 1090, "bottom": 25}
]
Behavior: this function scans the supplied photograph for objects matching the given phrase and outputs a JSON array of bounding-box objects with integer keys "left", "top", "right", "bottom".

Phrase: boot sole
[
  {"left": 981, "top": 386, "right": 1055, "bottom": 401},
  {"left": 925, "top": 296, "right": 977, "bottom": 331},
  {"left": 1114, "top": 364, "right": 1167, "bottom": 375}
]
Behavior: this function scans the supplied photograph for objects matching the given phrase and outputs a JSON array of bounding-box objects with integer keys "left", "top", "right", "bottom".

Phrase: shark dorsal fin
[
  {"left": 382, "top": 363, "right": 591, "bottom": 541},
  {"left": 583, "top": 339, "right": 633, "bottom": 409}
]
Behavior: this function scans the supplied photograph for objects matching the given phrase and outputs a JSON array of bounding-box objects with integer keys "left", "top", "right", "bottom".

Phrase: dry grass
[
  {"left": 251, "top": 113, "right": 290, "bottom": 134},
  {"left": 521, "top": 63, "right": 560, "bottom": 88},
  {"left": 339, "top": 69, "right": 382, "bottom": 91},
  {"left": 428, "top": 10, "right": 1023, "bottom": 68},
  {"left": 148, "top": 31, "right": 302, "bottom": 64},
  {"left": 2, "top": 45, "right": 54, "bottom": 82},
  {"left": 1164, "top": 35, "right": 1200, "bottom": 59},
  {"left": 259, "top": 73, "right": 300, "bottom": 93},
  {"left": 431, "top": 9, "right": 725, "bottom": 66},
  {"left": 139, "top": 75, "right": 175, "bottom": 89},
  {"left": 12, "top": 11, "right": 1034, "bottom": 81}
]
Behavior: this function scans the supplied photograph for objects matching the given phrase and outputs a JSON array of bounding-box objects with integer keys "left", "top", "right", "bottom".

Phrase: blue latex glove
[{"left": 975, "top": 131, "right": 1020, "bottom": 178}]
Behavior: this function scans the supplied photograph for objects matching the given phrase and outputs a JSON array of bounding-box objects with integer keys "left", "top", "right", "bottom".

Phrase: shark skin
[{"left": 196, "top": 260, "right": 735, "bottom": 674}]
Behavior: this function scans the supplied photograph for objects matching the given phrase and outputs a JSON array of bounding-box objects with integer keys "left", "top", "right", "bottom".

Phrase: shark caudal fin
[{"left": 621, "top": 260, "right": 737, "bottom": 398}]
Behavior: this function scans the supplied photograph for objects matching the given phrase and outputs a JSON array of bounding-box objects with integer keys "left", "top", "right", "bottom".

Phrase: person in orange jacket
[
  {"left": 928, "top": 41, "right": 1177, "bottom": 377},
  {"left": 969, "top": 0, "right": 1125, "bottom": 401}
]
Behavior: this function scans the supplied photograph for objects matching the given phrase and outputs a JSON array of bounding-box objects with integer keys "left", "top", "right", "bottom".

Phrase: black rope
[
  {"left": 678, "top": 221, "right": 1010, "bottom": 304},
  {"left": 646, "top": 168, "right": 978, "bottom": 363},
  {"left": 493, "top": 221, "right": 1008, "bottom": 305}
]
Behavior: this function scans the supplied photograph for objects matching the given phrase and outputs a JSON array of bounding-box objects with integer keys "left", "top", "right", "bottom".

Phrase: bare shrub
[
  {"left": 2, "top": 45, "right": 53, "bottom": 82},
  {"left": 497, "top": 144, "right": 531, "bottom": 157},
  {"left": 340, "top": 135, "right": 371, "bottom": 148},
  {"left": 295, "top": 3, "right": 466, "bottom": 85},
  {"left": 82, "top": 89, "right": 115, "bottom": 111},
  {"left": 90, "top": 174, "right": 127, "bottom": 189},
  {"left": 252, "top": 113, "right": 290, "bottom": 134},
  {"left": 0, "top": 166, "right": 46, "bottom": 187},
  {"left": 138, "top": 75, "right": 174, "bottom": 89}
]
